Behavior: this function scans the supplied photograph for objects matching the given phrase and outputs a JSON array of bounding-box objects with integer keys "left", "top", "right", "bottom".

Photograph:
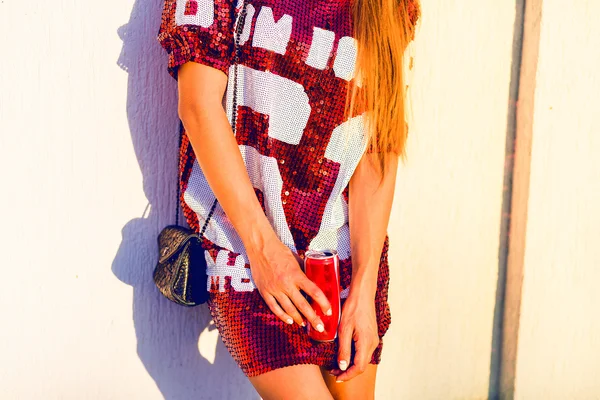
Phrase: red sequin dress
[{"left": 158, "top": 0, "right": 419, "bottom": 377}]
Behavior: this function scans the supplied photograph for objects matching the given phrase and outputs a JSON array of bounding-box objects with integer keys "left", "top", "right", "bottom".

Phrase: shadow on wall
[{"left": 111, "top": 0, "right": 258, "bottom": 398}]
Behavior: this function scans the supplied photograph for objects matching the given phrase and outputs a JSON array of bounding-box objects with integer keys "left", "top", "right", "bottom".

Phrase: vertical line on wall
[
  {"left": 488, "top": 0, "right": 542, "bottom": 398},
  {"left": 499, "top": 0, "right": 543, "bottom": 398},
  {"left": 488, "top": 4, "right": 526, "bottom": 394}
]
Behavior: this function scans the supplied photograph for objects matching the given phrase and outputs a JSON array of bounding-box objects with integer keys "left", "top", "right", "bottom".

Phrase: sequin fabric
[{"left": 158, "top": 0, "right": 418, "bottom": 377}]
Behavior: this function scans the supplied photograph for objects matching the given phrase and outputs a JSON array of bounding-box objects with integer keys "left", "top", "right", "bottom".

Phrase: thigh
[
  {"left": 320, "top": 364, "right": 378, "bottom": 400},
  {"left": 249, "top": 364, "right": 334, "bottom": 400}
]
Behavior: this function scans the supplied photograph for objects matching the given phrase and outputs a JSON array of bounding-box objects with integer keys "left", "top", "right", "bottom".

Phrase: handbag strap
[{"left": 175, "top": 1, "right": 248, "bottom": 239}]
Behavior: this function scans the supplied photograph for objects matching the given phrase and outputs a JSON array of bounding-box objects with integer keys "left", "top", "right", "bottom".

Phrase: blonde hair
[{"left": 348, "top": 0, "right": 420, "bottom": 176}]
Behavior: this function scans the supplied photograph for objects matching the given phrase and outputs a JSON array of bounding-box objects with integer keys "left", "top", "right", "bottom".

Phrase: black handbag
[
  {"left": 153, "top": 3, "right": 247, "bottom": 307},
  {"left": 152, "top": 120, "right": 219, "bottom": 306}
]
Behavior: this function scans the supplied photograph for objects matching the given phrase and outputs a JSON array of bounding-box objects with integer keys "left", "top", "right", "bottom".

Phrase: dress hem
[{"left": 239, "top": 336, "right": 386, "bottom": 378}]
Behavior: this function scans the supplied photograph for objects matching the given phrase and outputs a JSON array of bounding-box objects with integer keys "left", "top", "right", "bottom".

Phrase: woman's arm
[
  {"left": 177, "top": 62, "right": 331, "bottom": 330},
  {"left": 334, "top": 152, "right": 399, "bottom": 382},
  {"left": 177, "top": 64, "right": 269, "bottom": 252}
]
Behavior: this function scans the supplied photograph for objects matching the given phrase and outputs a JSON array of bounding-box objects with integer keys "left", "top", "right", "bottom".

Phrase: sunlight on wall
[
  {"left": 514, "top": 2, "right": 600, "bottom": 398},
  {"left": 377, "top": 1, "right": 515, "bottom": 398},
  {"left": 2, "top": 0, "right": 598, "bottom": 399},
  {"left": 198, "top": 321, "right": 220, "bottom": 365}
]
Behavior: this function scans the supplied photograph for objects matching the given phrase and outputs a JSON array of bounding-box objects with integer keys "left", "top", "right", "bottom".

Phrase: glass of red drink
[{"left": 303, "top": 249, "right": 341, "bottom": 342}]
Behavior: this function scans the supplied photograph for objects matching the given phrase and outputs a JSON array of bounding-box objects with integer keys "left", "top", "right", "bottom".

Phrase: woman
[{"left": 158, "top": 0, "right": 420, "bottom": 398}]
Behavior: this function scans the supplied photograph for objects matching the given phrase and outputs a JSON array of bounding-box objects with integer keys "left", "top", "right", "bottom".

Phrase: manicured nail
[
  {"left": 325, "top": 308, "right": 332, "bottom": 316},
  {"left": 286, "top": 318, "right": 293, "bottom": 325},
  {"left": 339, "top": 360, "right": 348, "bottom": 371},
  {"left": 301, "top": 321, "right": 306, "bottom": 327},
  {"left": 316, "top": 323, "right": 324, "bottom": 332}
]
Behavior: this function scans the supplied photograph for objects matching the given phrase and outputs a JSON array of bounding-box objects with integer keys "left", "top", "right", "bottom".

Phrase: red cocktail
[{"left": 304, "top": 249, "right": 341, "bottom": 342}]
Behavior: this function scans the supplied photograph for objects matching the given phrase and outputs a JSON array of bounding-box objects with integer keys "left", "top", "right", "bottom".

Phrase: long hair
[{"left": 348, "top": 0, "right": 420, "bottom": 176}]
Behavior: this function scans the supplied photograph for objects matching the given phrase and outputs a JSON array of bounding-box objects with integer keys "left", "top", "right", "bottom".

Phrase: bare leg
[
  {"left": 249, "top": 364, "right": 334, "bottom": 400},
  {"left": 320, "top": 364, "right": 378, "bottom": 400}
]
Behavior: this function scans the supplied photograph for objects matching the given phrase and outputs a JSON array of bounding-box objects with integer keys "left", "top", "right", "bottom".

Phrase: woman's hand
[
  {"left": 246, "top": 233, "right": 333, "bottom": 331},
  {"left": 331, "top": 291, "right": 379, "bottom": 382},
  {"left": 328, "top": 150, "right": 398, "bottom": 382}
]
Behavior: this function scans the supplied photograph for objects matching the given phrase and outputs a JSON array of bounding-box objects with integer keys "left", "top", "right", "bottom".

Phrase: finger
[
  {"left": 261, "top": 292, "right": 294, "bottom": 326},
  {"left": 299, "top": 276, "right": 332, "bottom": 316},
  {"left": 337, "top": 322, "right": 353, "bottom": 373},
  {"left": 274, "top": 292, "right": 305, "bottom": 327},
  {"left": 336, "top": 338, "right": 377, "bottom": 382},
  {"left": 289, "top": 289, "right": 324, "bottom": 332},
  {"left": 335, "top": 337, "right": 374, "bottom": 382}
]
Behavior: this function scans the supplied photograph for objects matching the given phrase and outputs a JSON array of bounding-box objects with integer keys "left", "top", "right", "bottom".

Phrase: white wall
[
  {"left": 0, "top": 0, "right": 255, "bottom": 398},
  {"left": 379, "top": 1, "right": 515, "bottom": 398},
  {"left": 0, "top": 0, "right": 516, "bottom": 399},
  {"left": 514, "top": 2, "right": 600, "bottom": 398}
]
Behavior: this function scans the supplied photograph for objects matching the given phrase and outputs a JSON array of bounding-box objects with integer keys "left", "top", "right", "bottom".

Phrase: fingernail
[
  {"left": 336, "top": 379, "right": 343, "bottom": 383},
  {"left": 325, "top": 308, "right": 332, "bottom": 316},
  {"left": 339, "top": 360, "right": 348, "bottom": 371},
  {"left": 316, "top": 323, "right": 324, "bottom": 332},
  {"left": 286, "top": 318, "right": 293, "bottom": 325},
  {"left": 301, "top": 321, "right": 306, "bottom": 327}
]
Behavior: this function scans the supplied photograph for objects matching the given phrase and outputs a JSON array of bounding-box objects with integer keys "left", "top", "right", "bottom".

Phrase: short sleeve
[{"left": 157, "top": 0, "right": 239, "bottom": 79}]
